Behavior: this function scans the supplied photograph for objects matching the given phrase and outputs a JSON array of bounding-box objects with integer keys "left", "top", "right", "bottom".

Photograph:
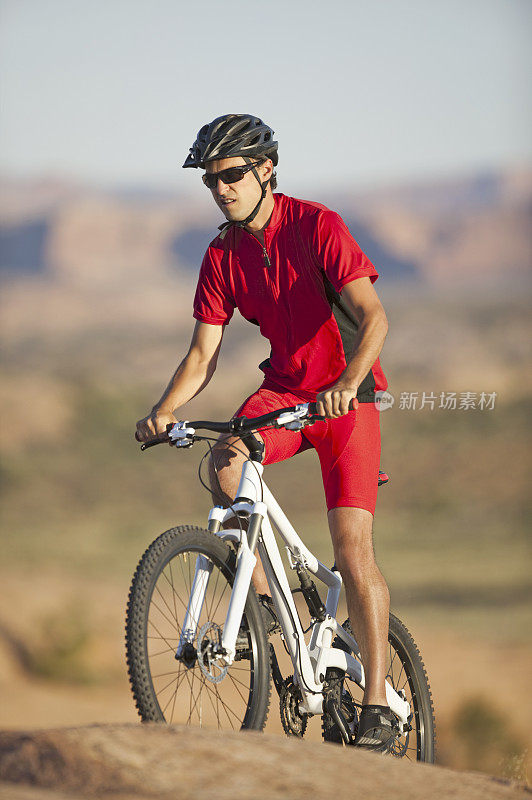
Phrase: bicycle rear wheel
[
  {"left": 125, "top": 525, "right": 271, "bottom": 731},
  {"left": 321, "top": 614, "right": 435, "bottom": 761}
]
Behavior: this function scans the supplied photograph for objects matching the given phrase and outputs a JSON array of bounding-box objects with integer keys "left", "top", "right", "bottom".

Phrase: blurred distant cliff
[{"left": 1, "top": 167, "right": 530, "bottom": 291}]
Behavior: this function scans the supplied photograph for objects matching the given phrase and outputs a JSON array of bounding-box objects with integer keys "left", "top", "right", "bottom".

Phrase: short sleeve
[
  {"left": 193, "top": 245, "right": 235, "bottom": 325},
  {"left": 314, "top": 209, "right": 379, "bottom": 293}
]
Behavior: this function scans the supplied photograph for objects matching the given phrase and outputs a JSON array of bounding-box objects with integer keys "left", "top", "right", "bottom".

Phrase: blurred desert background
[
  {"left": 1, "top": 165, "right": 531, "bottom": 782},
  {"left": 1, "top": 0, "right": 532, "bottom": 791}
]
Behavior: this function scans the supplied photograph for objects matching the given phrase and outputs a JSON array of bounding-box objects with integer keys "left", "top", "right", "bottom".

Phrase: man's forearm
[
  {"left": 155, "top": 351, "right": 217, "bottom": 413},
  {"left": 341, "top": 311, "right": 388, "bottom": 389}
]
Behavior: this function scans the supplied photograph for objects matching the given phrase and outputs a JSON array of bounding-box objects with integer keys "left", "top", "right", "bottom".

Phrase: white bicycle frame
[{"left": 176, "top": 447, "right": 411, "bottom": 726}]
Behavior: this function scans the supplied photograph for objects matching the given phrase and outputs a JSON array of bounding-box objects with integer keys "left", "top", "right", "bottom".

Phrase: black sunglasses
[{"left": 202, "top": 161, "right": 263, "bottom": 189}]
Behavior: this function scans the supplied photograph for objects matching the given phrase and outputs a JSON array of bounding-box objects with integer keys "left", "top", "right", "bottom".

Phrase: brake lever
[{"left": 168, "top": 421, "right": 197, "bottom": 448}]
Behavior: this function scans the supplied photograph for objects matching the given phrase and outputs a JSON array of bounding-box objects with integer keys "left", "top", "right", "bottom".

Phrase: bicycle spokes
[{"left": 145, "top": 550, "right": 255, "bottom": 729}]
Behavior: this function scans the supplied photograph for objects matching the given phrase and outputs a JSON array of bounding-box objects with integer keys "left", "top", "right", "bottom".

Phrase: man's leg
[
  {"left": 208, "top": 433, "right": 270, "bottom": 595},
  {"left": 327, "top": 506, "right": 390, "bottom": 707}
]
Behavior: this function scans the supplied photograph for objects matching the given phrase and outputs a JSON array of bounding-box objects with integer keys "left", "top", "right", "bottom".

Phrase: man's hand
[
  {"left": 135, "top": 407, "right": 177, "bottom": 443},
  {"left": 316, "top": 381, "right": 359, "bottom": 418}
]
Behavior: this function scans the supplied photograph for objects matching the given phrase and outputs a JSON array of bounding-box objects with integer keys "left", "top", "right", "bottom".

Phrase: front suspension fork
[{"left": 175, "top": 504, "right": 266, "bottom": 662}]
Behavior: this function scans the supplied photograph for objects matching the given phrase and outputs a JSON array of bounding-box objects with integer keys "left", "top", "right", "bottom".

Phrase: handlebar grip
[
  {"left": 137, "top": 422, "right": 174, "bottom": 451},
  {"left": 140, "top": 439, "right": 162, "bottom": 450},
  {"left": 308, "top": 398, "right": 359, "bottom": 417},
  {"left": 139, "top": 432, "right": 171, "bottom": 451},
  {"left": 140, "top": 438, "right": 166, "bottom": 451}
]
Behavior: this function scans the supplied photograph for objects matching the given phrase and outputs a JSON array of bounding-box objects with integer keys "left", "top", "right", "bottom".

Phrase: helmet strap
[{"left": 233, "top": 156, "right": 270, "bottom": 228}]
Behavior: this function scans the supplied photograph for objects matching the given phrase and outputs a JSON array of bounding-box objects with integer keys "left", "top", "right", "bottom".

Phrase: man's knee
[
  {"left": 208, "top": 436, "right": 245, "bottom": 502},
  {"left": 328, "top": 507, "right": 377, "bottom": 577},
  {"left": 208, "top": 430, "right": 265, "bottom": 501},
  {"left": 210, "top": 435, "right": 242, "bottom": 472},
  {"left": 335, "top": 541, "right": 376, "bottom": 582}
]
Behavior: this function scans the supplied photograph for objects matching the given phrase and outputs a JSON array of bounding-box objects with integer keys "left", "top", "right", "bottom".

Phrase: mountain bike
[{"left": 125, "top": 403, "right": 435, "bottom": 761}]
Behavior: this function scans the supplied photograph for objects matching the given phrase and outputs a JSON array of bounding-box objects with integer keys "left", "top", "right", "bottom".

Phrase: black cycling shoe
[
  {"left": 258, "top": 594, "right": 281, "bottom": 636},
  {"left": 354, "top": 704, "right": 399, "bottom": 752}
]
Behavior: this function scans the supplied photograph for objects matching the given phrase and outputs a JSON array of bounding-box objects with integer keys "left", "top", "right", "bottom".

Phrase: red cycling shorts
[{"left": 233, "top": 380, "right": 381, "bottom": 515}]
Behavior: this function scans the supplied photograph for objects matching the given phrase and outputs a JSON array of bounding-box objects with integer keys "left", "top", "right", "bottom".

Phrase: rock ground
[{"left": 0, "top": 724, "right": 529, "bottom": 800}]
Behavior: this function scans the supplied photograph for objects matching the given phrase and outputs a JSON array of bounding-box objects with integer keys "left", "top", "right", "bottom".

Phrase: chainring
[{"left": 280, "top": 677, "right": 308, "bottom": 737}]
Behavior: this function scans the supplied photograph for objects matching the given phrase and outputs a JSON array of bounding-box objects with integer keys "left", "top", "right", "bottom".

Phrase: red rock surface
[{"left": 0, "top": 724, "right": 528, "bottom": 800}]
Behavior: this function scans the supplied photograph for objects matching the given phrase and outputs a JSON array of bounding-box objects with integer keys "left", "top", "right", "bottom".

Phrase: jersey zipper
[
  {"left": 261, "top": 236, "right": 278, "bottom": 299},
  {"left": 250, "top": 230, "right": 271, "bottom": 269},
  {"left": 249, "top": 230, "right": 278, "bottom": 299}
]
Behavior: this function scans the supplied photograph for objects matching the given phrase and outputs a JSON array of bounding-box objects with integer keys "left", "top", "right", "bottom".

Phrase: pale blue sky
[{"left": 1, "top": 0, "right": 531, "bottom": 194}]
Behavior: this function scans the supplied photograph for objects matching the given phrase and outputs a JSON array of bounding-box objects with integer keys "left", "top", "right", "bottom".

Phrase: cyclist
[{"left": 136, "top": 114, "right": 395, "bottom": 751}]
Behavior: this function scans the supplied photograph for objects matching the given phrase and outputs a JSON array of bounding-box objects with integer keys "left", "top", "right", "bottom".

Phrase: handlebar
[{"left": 138, "top": 402, "right": 324, "bottom": 451}]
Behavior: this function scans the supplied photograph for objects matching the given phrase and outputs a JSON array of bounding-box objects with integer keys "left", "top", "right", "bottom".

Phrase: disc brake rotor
[{"left": 197, "top": 621, "right": 229, "bottom": 683}]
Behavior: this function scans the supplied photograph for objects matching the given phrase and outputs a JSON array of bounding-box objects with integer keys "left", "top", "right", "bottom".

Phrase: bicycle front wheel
[
  {"left": 322, "top": 613, "right": 435, "bottom": 761},
  {"left": 125, "top": 525, "right": 271, "bottom": 731}
]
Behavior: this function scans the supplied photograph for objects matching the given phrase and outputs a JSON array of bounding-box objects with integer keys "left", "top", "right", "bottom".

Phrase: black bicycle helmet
[
  {"left": 183, "top": 114, "right": 278, "bottom": 228},
  {"left": 182, "top": 113, "right": 278, "bottom": 169}
]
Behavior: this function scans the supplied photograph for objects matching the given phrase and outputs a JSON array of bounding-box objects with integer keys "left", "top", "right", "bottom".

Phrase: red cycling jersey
[{"left": 193, "top": 192, "right": 387, "bottom": 402}]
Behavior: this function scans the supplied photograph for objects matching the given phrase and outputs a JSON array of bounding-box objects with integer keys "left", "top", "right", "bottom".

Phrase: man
[{"left": 136, "top": 114, "right": 394, "bottom": 751}]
